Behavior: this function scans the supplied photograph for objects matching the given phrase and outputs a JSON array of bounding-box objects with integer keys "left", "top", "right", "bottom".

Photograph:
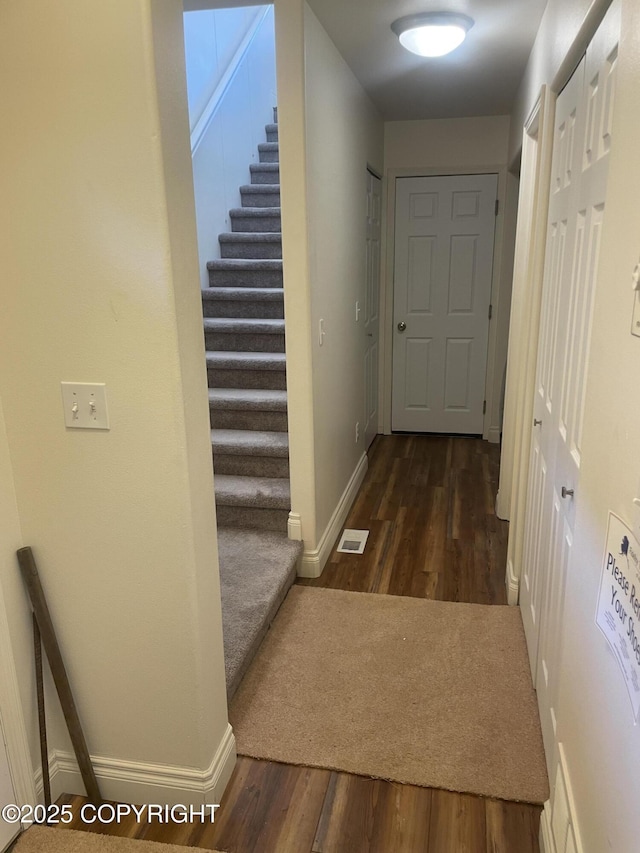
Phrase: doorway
[{"left": 391, "top": 174, "right": 498, "bottom": 434}]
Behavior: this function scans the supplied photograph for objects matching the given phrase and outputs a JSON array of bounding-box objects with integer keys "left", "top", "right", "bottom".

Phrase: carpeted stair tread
[
  {"left": 229, "top": 207, "right": 280, "bottom": 217},
  {"left": 250, "top": 163, "right": 280, "bottom": 184},
  {"left": 219, "top": 232, "right": 282, "bottom": 260},
  {"left": 207, "top": 258, "right": 283, "bottom": 272},
  {"left": 215, "top": 474, "right": 291, "bottom": 508},
  {"left": 209, "top": 388, "right": 288, "bottom": 411},
  {"left": 203, "top": 317, "right": 285, "bottom": 334},
  {"left": 206, "top": 351, "right": 286, "bottom": 370},
  {"left": 239, "top": 183, "right": 280, "bottom": 194},
  {"left": 219, "top": 232, "right": 282, "bottom": 244},
  {"left": 218, "top": 528, "right": 301, "bottom": 699},
  {"left": 265, "top": 123, "right": 279, "bottom": 141},
  {"left": 202, "top": 286, "right": 283, "bottom": 301},
  {"left": 258, "top": 142, "right": 279, "bottom": 163},
  {"left": 211, "top": 428, "right": 289, "bottom": 456}
]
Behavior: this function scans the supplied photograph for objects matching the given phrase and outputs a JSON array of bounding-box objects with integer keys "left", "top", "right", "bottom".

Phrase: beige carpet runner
[
  {"left": 14, "top": 826, "right": 223, "bottom": 852},
  {"left": 230, "top": 586, "right": 549, "bottom": 804}
]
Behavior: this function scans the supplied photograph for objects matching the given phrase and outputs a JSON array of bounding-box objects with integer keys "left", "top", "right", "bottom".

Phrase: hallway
[{"left": 56, "top": 436, "right": 541, "bottom": 852}]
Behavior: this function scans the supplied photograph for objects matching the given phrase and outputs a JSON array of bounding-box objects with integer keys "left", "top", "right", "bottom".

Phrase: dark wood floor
[{"left": 53, "top": 436, "right": 540, "bottom": 852}]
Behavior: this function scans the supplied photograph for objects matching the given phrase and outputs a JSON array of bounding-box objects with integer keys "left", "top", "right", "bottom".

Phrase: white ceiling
[{"left": 306, "top": 0, "right": 548, "bottom": 120}]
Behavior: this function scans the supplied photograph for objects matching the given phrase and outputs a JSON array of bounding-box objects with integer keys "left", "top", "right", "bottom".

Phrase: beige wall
[
  {"left": 508, "top": 0, "right": 640, "bottom": 848},
  {"left": 385, "top": 116, "right": 510, "bottom": 171},
  {"left": 304, "top": 4, "right": 384, "bottom": 538},
  {"left": 383, "top": 116, "right": 516, "bottom": 443},
  {"left": 0, "top": 0, "right": 230, "bottom": 801}
]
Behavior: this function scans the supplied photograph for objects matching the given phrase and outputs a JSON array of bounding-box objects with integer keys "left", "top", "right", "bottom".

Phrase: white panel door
[
  {"left": 0, "top": 715, "right": 18, "bottom": 851},
  {"left": 364, "top": 171, "right": 381, "bottom": 449},
  {"left": 392, "top": 174, "right": 497, "bottom": 433},
  {"left": 521, "top": 59, "right": 585, "bottom": 681},
  {"left": 520, "top": 0, "right": 620, "bottom": 771}
]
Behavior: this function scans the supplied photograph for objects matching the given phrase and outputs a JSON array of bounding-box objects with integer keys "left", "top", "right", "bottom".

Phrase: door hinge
[
  {"left": 488, "top": 304, "right": 493, "bottom": 320},
  {"left": 495, "top": 199, "right": 499, "bottom": 216},
  {"left": 483, "top": 400, "right": 487, "bottom": 415}
]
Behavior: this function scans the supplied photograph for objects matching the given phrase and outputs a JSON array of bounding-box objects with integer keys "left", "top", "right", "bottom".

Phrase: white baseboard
[
  {"left": 299, "top": 453, "right": 368, "bottom": 578},
  {"left": 539, "top": 802, "right": 554, "bottom": 853},
  {"left": 487, "top": 426, "right": 501, "bottom": 444},
  {"left": 506, "top": 557, "right": 519, "bottom": 605},
  {"left": 287, "top": 512, "right": 303, "bottom": 541},
  {"left": 36, "top": 724, "right": 236, "bottom": 807}
]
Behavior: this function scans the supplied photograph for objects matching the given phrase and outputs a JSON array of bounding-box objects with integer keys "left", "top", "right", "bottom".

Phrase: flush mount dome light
[{"left": 391, "top": 12, "right": 473, "bottom": 57}]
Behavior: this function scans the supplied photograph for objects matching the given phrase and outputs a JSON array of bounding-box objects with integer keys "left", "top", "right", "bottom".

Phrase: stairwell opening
[{"left": 183, "top": 4, "right": 300, "bottom": 700}]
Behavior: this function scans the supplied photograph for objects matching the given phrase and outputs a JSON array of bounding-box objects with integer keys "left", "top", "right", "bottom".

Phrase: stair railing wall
[{"left": 186, "top": 6, "right": 277, "bottom": 288}]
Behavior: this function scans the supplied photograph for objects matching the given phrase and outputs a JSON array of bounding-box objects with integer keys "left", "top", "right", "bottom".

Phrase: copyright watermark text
[{"left": 2, "top": 802, "right": 220, "bottom": 826}]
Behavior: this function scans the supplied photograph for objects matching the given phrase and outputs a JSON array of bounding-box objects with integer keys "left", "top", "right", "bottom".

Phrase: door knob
[
  {"left": 561, "top": 486, "right": 574, "bottom": 499},
  {"left": 533, "top": 418, "right": 542, "bottom": 426},
  {"left": 397, "top": 321, "right": 407, "bottom": 332}
]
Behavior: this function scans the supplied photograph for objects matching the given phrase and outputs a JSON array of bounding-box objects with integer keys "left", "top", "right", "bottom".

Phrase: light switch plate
[{"left": 61, "top": 382, "right": 109, "bottom": 429}]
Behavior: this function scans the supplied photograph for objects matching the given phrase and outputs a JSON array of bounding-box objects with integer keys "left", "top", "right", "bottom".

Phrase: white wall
[
  {"left": 304, "top": 5, "right": 384, "bottom": 543},
  {"left": 0, "top": 0, "right": 232, "bottom": 804},
  {"left": 188, "top": 6, "right": 277, "bottom": 286},
  {"left": 184, "top": 6, "right": 263, "bottom": 130},
  {"left": 509, "top": 0, "right": 640, "bottom": 849},
  {"left": 383, "top": 116, "right": 517, "bottom": 443}
]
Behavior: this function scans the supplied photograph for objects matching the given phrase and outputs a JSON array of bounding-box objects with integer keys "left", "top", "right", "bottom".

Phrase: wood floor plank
[
  {"left": 428, "top": 789, "right": 487, "bottom": 853},
  {"left": 485, "top": 798, "right": 542, "bottom": 853},
  {"left": 313, "top": 773, "right": 432, "bottom": 853}
]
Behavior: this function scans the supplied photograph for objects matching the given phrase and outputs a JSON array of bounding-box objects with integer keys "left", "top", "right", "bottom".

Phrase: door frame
[
  {"left": 381, "top": 163, "right": 512, "bottom": 442},
  {"left": 498, "top": 87, "right": 556, "bottom": 604}
]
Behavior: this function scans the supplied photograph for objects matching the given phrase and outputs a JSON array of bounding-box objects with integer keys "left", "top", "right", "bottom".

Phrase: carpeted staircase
[{"left": 202, "top": 113, "right": 301, "bottom": 699}]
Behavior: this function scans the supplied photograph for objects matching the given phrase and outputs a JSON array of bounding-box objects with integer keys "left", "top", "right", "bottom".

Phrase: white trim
[
  {"left": 506, "top": 558, "right": 519, "bottom": 606},
  {"left": 287, "top": 511, "right": 303, "bottom": 541},
  {"left": 190, "top": 7, "right": 269, "bottom": 155},
  {"left": 539, "top": 802, "right": 554, "bottom": 853},
  {"left": 0, "top": 588, "right": 36, "bottom": 810},
  {"left": 299, "top": 453, "right": 368, "bottom": 578},
  {"left": 487, "top": 426, "right": 501, "bottom": 445},
  {"left": 37, "top": 725, "right": 236, "bottom": 807}
]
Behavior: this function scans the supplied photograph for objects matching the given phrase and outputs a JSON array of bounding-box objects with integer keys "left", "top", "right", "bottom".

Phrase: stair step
[
  {"left": 218, "top": 528, "right": 300, "bottom": 700},
  {"left": 265, "top": 123, "right": 278, "bottom": 142},
  {"left": 215, "top": 474, "right": 290, "bottom": 509},
  {"left": 214, "top": 474, "right": 290, "bottom": 530},
  {"left": 212, "top": 428, "right": 289, "bottom": 457},
  {"left": 240, "top": 184, "right": 280, "bottom": 208},
  {"left": 209, "top": 388, "right": 288, "bottom": 411},
  {"left": 229, "top": 207, "right": 281, "bottom": 233},
  {"left": 207, "top": 259, "right": 283, "bottom": 289},
  {"left": 212, "top": 429, "right": 289, "bottom": 477},
  {"left": 258, "top": 142, "right": 279, "bottom": 163},
  {"left": 219, "top": 232, "right": 282, "bottom": 260},
  {"left": 250, "top": 163, "right": 280, "bottom": 185},
  {"left": 208, "top": 388, "right": 288, "bottom": 431},
  {"left": 201, "top": 287, "right": 284, "bottom": 319},
  {"left": 206, "top": 351, "right": 286, "bottom": 390},
  {"left": 203, "top": 318, "right": 285, "bottom": 353}
]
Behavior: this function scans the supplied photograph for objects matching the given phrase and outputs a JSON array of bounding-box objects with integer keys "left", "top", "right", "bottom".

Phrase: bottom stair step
[
  {"left": 218, "top": 528, "right": 302, "bottom": 700},
  {"left": 215, "top": 474, "right": 290, "bottom": 533}
]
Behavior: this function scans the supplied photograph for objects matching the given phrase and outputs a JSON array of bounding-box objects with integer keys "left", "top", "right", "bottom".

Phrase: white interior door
[
  {"left": 0, "top": 715, "right": 18, "bottom": 851},
  {"left": 520, "top": 1, "right": 620, "bottom": 769},
  {"left": 392, "top": 174, "right": 497, "bottom": 434},
  {"left": 364, "top": 170, "right": 381, "bottom": 449}
]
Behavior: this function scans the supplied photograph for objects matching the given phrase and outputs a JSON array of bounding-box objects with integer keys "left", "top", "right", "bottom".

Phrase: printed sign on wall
[{"left": 596, "top": 512, "right": 640, "bottom": 721}]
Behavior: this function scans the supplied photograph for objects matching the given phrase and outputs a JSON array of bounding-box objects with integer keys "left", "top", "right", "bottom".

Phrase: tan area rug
[
  {"left": 13, "top": 826, "right": 224, "bottom": 853},
  {"left": 230, "top": 586, "right": 549, "bottom": 804}
]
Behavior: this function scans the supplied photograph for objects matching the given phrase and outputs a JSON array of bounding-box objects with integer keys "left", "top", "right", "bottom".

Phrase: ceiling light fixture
[{"left": 391, "top": 12, "right": 474, "bottom": 58}]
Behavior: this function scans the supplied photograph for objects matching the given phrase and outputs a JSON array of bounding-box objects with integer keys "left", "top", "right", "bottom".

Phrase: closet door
[{"left": 520, "top": 1, "right": 620, "bottom": 770}]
